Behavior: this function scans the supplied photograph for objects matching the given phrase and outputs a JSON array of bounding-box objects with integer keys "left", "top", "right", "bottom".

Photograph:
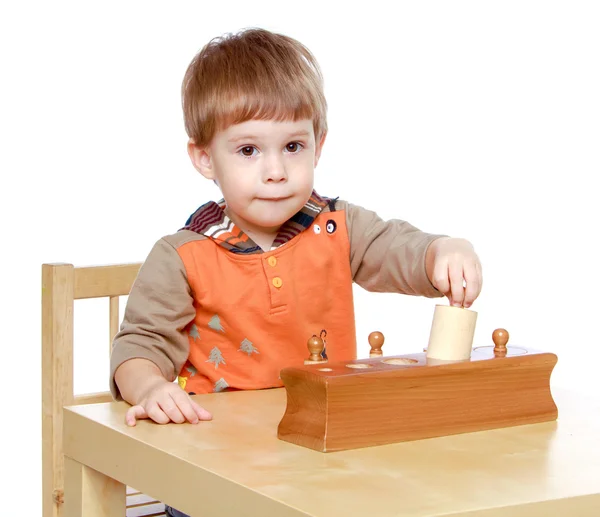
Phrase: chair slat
[
  {"left": 110, "top": 295, "right": 120, "bottom": 352},
  {"left": 73, "top": 392, "right": 113, "bottom": 405},
  {"left": 74, "top": 263, "right": 141, "bottom": 299},
  {"left": 127, "top": 492, "right": 160, "bottom": 507},
  {"left": 42, "top": 264, "right": 75, "bottom": 517},
  {"left": 125, "top": 502, "right": 166, "bottom": 517}
]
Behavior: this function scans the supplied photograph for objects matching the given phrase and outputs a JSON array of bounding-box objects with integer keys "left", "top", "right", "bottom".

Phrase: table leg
[{"left": 64, "top": 456, "right": 126, "bottom": 516}]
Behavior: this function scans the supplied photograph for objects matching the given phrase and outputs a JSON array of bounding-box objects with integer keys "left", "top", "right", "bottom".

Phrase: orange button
[
  {"left": 267, "top": 256, "right": 277, "bottom": 267},
  {"left": 272, "top": 277, "right": 283, "bottom": 288}
]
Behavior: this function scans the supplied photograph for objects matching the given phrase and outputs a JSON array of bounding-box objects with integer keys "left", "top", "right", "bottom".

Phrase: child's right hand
[{"left": 125, "top": 379, "right": 213, "bottom": 427}]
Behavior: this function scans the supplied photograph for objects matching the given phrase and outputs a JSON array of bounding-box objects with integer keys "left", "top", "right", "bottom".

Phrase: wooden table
[{"left": 63, "top": 387, "right": 600, "bottom": 516}]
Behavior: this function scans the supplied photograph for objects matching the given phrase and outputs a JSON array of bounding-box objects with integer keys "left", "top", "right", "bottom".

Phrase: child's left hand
[{"left": 426, "top": 237, "right": 482, "bottom": 308}]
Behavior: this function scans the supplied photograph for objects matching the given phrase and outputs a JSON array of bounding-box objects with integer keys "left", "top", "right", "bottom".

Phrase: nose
[{"left": 262, "top": 153, "right": 287, "bottom": 183}]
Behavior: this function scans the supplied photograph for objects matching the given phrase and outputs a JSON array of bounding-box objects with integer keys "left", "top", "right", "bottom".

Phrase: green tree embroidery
[
  {"left": 206, "top": 347, "right": 226, "bottom": 368},
  {"left": 189, "top": 323, "right": 200, "bottom": 341},
  {"left": 186, "top": 365, "right": 197, "bottom": 376},
  {"left": 239, "top": 338, "right": 259, "bottom": 356},
  {"left": 214, "top": 378, "right": 229, "bottom": 392},
  {"left": 208, "top": 314, "right": 225, "bottom": 332}
]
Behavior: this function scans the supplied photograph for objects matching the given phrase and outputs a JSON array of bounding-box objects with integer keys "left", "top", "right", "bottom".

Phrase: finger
[
  {"left": 191, "top": 399, "right": 213, "bottom": 421},
  {"left": 446, "top": 259, "right": 465, "bottom": 307},
  {"left": 170, "top": 390, "right": 201, "bottom": 424},
  {"left": 432, "top": 259, "right": 450, "bottom": 296},
  {"left": 157, "top": 395, "right": 186, "bottom": 424},
  {"left": 463, "top": 261, "right": 481, "bottom": 308},
  {"left": 125, "top": 405, "right": 147, "bottom": 427},
  {"left": 146, "top": 402, "right": 171, "bottom": 425}
]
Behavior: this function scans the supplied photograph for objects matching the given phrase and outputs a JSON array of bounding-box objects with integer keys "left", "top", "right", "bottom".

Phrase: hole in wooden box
[{"left": 381, "top": 358, "right": 419, "bottom": 365}]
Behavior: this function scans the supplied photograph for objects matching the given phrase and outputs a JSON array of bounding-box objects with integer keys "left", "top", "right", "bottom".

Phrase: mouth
[{"left": 256, "top": 196, "right": 292, "bottom": 201}]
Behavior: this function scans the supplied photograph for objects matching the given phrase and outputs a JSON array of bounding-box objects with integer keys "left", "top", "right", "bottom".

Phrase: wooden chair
[{"left": 41, "top": 262, "right": 167, "bottom": 517}]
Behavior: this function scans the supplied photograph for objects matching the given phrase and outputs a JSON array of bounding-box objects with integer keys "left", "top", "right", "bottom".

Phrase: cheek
[
  {"left": 214, "top": 158, "right": 250, "bottom": 188},
  {"left": 220, "top": 173, "right": 255, "bottom": 199},
  {"left": 297, "top": 162, "right": 315, "bottom": 186},
  {"left": 291, "top": 155, "right": 315, "bottom": 176}
]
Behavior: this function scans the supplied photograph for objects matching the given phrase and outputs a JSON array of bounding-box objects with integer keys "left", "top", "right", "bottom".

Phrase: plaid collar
[{"left": 181, "top": 190, "right": 334, "bottom": 254}]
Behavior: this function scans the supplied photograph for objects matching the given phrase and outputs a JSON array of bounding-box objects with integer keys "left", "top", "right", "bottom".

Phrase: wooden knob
[
  {"left": 307, "top": 335, "right": 324, "bottom": 362},
  {"left": 492, "top": 328, "right": 509, "bottom": 357},
  {"left": 368, "top": 331, "right": 384, "bottom": 357}
]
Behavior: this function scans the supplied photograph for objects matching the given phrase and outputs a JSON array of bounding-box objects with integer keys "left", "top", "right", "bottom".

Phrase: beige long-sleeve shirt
[{"left": 110, "top": 193, "right": 445, "bottom": 399}]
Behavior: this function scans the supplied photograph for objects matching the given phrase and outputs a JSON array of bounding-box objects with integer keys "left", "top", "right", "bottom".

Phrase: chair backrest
[{"left": 41, "top": 262, "right": 142, "bottom": 517}]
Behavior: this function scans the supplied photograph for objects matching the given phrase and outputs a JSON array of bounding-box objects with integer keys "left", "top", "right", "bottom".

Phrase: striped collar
[{"left": 181, "top": 191, "right": 335, "bottom": 254}]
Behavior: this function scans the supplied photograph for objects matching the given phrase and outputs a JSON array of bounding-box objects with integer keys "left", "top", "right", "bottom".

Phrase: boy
[{"left": 111, "top": 26, "right": 481, "bottom": 439}]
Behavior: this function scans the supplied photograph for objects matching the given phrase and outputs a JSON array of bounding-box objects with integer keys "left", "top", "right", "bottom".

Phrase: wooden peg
[
  {"left": 492, "top": 328, "right": 509, "bottom": 357},
  {"left": 305, "top": 335, "right": 327, "bottom": 364},
  {"left": 368, "top": 331, "right": 385, "bottom": 357}
]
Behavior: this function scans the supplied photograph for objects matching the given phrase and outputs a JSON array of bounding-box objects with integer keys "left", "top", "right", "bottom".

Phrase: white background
[{"left": 1, "top": 1, "right": 599, "bottom": 514}]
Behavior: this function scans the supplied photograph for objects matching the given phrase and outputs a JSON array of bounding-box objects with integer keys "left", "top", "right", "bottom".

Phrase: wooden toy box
[{"left": 277, "top": 335, "right": 558, "bottom": 452}]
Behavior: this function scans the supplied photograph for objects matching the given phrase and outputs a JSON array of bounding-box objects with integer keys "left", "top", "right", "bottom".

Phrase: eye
[
  {"left": 239, "top": 146, "right": 257, "bottom": 157},
  {"left": 326, "top": 220, "right": 337, "bottom": 234},
  {"left": 313, "top": 224, "right": 321, "bottom": 234},
  {"left": 285, "top": 142, "right": 303, "bottom": 153}
]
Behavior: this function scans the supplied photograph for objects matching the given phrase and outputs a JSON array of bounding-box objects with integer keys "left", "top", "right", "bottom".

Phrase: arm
[
  {"left": 344, "top": 201, "right": 446, "bottom": 298},
  {"left": 114, "top": 357, "right": 168, "bottom": 406},
  {"left": 110, "top": 237, "right": 211, "bottom": 425},
  {"left": 110, "top": 237, "right": 194, "bottom": 401},
  {"left": 344, "top": 202, "right": 481, "bottom": 306}
]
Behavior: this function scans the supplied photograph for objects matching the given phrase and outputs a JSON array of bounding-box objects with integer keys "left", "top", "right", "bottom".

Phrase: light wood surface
[
  {"left": 110, "top": 295, "right": 120, "bottom": 353},
  {"left": 73, "top": 263, "right": 142, "bottom": 299},
  {"left": 42, "top": 264, "right": 75, "bottom": 517},
  {"left": 63, "top": 386, "right": 600, "bottom": 517},
  {"left": 64, "top": 457, "right": 126, "bottom": 517}
]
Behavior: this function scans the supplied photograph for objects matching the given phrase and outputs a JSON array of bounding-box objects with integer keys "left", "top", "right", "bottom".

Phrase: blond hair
[{"left": 181, "top": 28, "right": 327, "bottom": 147}]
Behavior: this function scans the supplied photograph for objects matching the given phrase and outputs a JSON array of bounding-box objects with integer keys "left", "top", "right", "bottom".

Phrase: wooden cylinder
[{"left": 426, "top": 305, "right": 477, "bottom": 361}]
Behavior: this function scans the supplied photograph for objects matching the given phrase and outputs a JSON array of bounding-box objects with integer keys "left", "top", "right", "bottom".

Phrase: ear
[
  {"left": 187, "top": 138, "right": 215, "bottom": 180},
  {"left": 314, "top": 131, "right": 327, "bottom": 167}
]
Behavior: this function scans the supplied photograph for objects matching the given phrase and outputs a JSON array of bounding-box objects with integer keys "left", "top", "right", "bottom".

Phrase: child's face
[{"left": 189, "top": 118, "right": 325, "bottom": 237}]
